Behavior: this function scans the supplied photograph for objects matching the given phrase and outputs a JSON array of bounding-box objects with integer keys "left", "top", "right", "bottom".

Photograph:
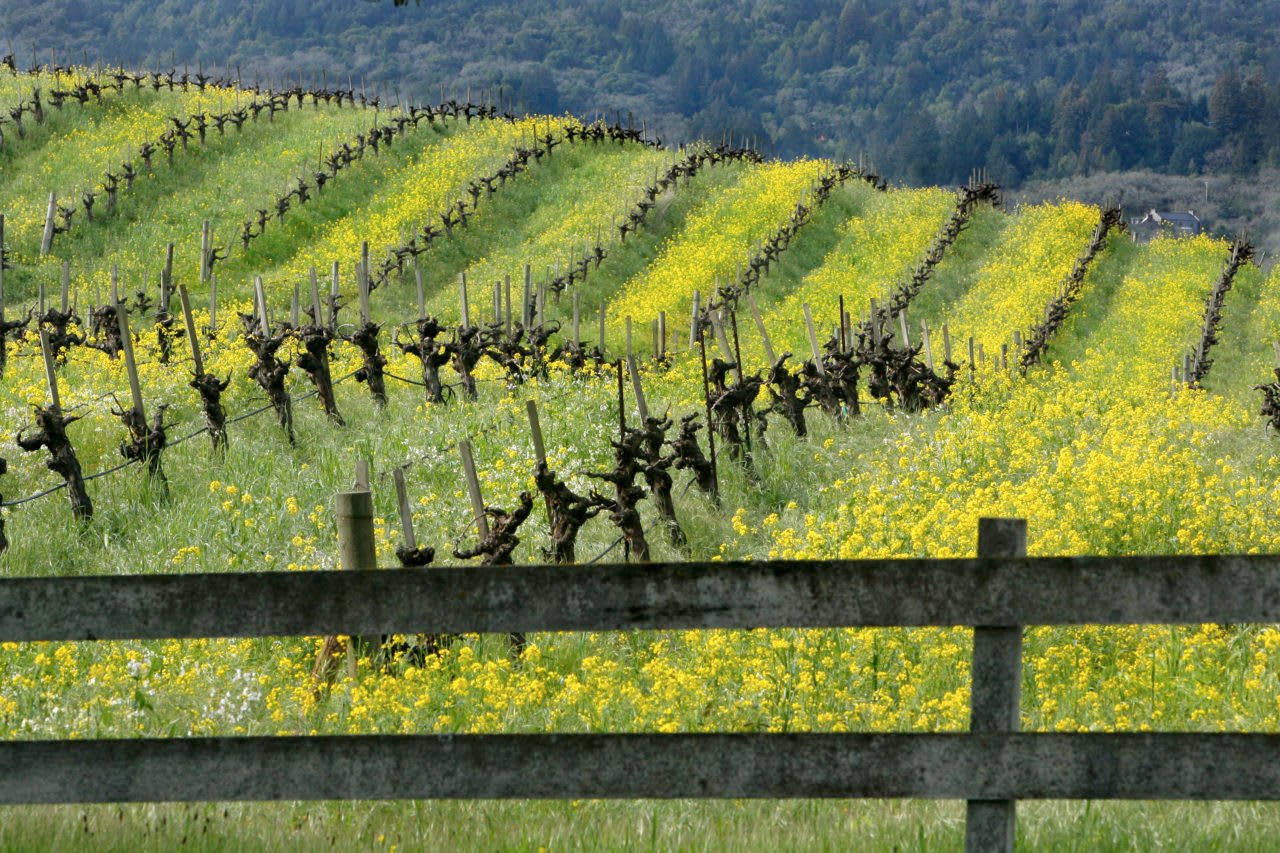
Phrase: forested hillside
[{"left": 3, "top": 0, "right": 1280, "bottom": 185}]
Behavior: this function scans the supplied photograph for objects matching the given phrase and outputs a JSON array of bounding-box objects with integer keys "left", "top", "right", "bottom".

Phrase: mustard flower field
[{"left": 2, "top": 64, "right": 1280, "bottom": 849}]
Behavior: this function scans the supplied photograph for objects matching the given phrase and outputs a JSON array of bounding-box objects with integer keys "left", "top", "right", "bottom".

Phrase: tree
[
  {"left": 1140, "top": 69, "right": 1185, "bottom": 167},
  {"left": 1209, "top": 68, "right": 1247, "bottom": 134}
]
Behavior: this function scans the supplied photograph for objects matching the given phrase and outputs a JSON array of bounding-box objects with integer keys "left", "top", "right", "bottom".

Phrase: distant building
[{"left": 1129, "top": 209, "right": 1204, "bottom": 241}]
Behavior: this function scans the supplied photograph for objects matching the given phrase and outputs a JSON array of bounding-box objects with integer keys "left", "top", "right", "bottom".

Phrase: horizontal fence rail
[
  {"left": 2, "top": 733, "right": 1280, "bottom": 804},
  {"left": 3, "top": 553, "right": 1280, "bottom": 642},
  {"left": 4, "top": 516, "right": 1279, "bottom": 852}
]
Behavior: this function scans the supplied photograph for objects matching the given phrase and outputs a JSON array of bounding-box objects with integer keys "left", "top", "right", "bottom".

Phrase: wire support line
[{"left": 0, "top": 370, "right": 361, "bottom": 508}]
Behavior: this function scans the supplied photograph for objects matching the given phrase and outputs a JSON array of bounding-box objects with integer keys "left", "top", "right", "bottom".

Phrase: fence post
[
  {"left": 335, "top": 482, "right": 377, "bottom": 677},
  {"left": 966, "top": 517, "right": 1026, "bottom": 853}
]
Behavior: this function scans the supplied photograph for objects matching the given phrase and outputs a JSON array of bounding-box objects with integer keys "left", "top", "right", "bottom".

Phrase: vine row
[{"left": 1018, "top": 204, "right": 1124, "bottom": 371}]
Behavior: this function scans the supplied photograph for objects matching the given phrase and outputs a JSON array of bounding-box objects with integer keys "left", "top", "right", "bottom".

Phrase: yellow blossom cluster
[
  {"left": 607, "top": 158, "right": 827, "bottom": 324},
  {"left": 281, "top": 116, "right": 579, "bottom": 293},
  {"left": 943, "top": 200, "right": 1099, "bottom": 355},
  {"left": 766, "top": 186, "right": 955, "bottom": 357}
]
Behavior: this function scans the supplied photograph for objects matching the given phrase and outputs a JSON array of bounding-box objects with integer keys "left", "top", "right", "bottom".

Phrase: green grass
[
  {"left": 3, "top": 68, "right": 1280, "bottom": 851},
  {"left": 3, "top": 801, "right": 1280, "bottom": 851}
]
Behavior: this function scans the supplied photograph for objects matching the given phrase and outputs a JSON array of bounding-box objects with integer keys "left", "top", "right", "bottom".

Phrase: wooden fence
[{"left": 3, "top": 513, "right": 1280, "bottom": 852}]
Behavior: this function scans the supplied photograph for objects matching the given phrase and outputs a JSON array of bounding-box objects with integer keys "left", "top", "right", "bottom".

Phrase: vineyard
[{"left": 3, "top": 63, "right": 1280, "bottom": 848}]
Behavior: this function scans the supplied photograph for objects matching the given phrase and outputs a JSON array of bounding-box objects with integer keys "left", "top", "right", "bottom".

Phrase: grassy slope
[{"left": 3, "top": 70, "right": 1280, "bottom": 850}]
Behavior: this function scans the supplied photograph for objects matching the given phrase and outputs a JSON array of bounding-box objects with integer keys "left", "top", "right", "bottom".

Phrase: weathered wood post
[
  {"left": 335, "top": 468, "right": 377, "bottom": 677},
  {"left": 40, "top": 193, "right": 56, "bottom": 255},
  {"left": 965, "top": 517, "right": 1027, "bottom": 853},
  {"left": 199, "top": 220, "right": 211, "bottom": 285}
]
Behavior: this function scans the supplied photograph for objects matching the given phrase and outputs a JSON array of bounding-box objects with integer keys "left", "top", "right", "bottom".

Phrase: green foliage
[{"left": 4, "top": 1, "right": 1280, "bottom": 184}]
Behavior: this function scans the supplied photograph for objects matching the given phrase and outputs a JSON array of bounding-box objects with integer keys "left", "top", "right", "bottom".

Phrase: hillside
[
  {"left": 3, "top": 0, "right": 1280, "bottom": 185},
  {"left": 3, "top": 66, "right": 1280, "bottom": 847}
]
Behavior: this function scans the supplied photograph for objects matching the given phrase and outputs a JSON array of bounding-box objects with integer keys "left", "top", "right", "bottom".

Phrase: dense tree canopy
[{"left": 3, "top": 0, "right": 1279, "bottom": 185}]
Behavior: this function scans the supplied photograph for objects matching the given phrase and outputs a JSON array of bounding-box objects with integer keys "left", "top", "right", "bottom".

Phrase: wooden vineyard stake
[
  {"left": 329, "top": 261, "right": 341, "bottom": 330},
  {"left": 291, "top": 281, "right": 300, "bottom": 328},
  {"left": 921, "top": 320, "right": 934, "bottom": 371},
  {"left": 115, "top": 298, "right": 145, "bottom": 420},
  {"left": 803, "top": 303, "right": 824, "bottom": 374},
  {"left": 968, "top": 336, "right": 976, "bottom": 374},
  {"left": 20, "top": 329, "right": 93, "bottom": 520},
  {"left": 455, "top": 440, "right": 533, "bottom": 656},
  {"left": 529, "top": 398, "right": 600, "bottom": 564},
  {"left": 1000, "top": 343, "right": 1008, "bottom": 371},
  {"left": 200, "top": 264, "right": 216, "bottom": 333},
  {"left": 297, "top": 271, "right": 344, "bottom": 425},
  {"left": 689, "top": 290, "right": 701, "bottom": 350},
  {"left": 415, "top": 266, "right": 426, "bottom": 321},
  {"left": 747, "top": 293, "right": 776, "bottom": 367},
  {"left": 838, "top": 295, "right": 848, "bottom": 353},
  {"left": 358, "top": 262, "right": 372, "bottom": 326},
  {"left": 349, "top": 262, "right": 386, "bottom": 407},
  {"left": 458, "top": 272, "right": 470, "bottom": 329},
  {"left": 522, "top": 264, "right": 532, "bottom": 329},
  {"left": 458, "top": 440, "right": 489, "bottom": 540},
  {"left": 254, "top": 276, "right": 270, "bottom": 336},
  {"left": 616, "top": 359, "right": 627, "bottom": 438},
  {"left": 392, "top": 466, "right": 435, "bottom": 570},
  {"left": 392, "top": 468, "right": 416, "bottom": 550},
  {"left": 625, "top": 316, "right": 633, "bottom": 360},
  {"left": 526, "top": 399, "right": 547, "bottom": 466},
  {"left": 60, "top": 261, "right": 69, "bottom": 312},
  {"left": 658, "top": 312, "right": 667, "bottom": 360},
  {"left": 39, "top": 327, "right": 61, "bottom": 413},
  {"left": 163, "top": 242, "right": 174, "bottom": 299},
  {"left": 526, "top": 396, "right": 556, "bottom": 528},
  {"left": 200, "top": 219, "right": 210, "bottom": 284},
  {"left": 492, "top": 281, "right": 501, "bottom": 326},
  {"left": 898, "top": 310, "right": 911, "bottom": 348},
  {"left": 115, "top": 295, "right": 167, "bottom": 485},
  {"left": 696, "top": 323, "right": 720, "bottom": 497},
  {"left": 651, "top": 319, "right": 660, "bottom": 362},
  {"left": 943, "top": 323, "right": 953, "bottom": 363},
  {"left": 309, "top": 268, "right": 323, "bottom": 324},
  {"left": 572, "top": 292, "right": 581, "bottom": 347},
  {"left": 627, "top": 354, "right": 650, "bottom": 421},
  {"left": 869, "top": 298, "right": 882, "bottom": 347},
  {"left": 179, "top": 283, "right": 228, "bottom": 451},
  {"left": 40, "top": 192, "right": 56, "bottom": 255},
  {"left": 503, "top": 274, "right": 512, "bottom": 333}
]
